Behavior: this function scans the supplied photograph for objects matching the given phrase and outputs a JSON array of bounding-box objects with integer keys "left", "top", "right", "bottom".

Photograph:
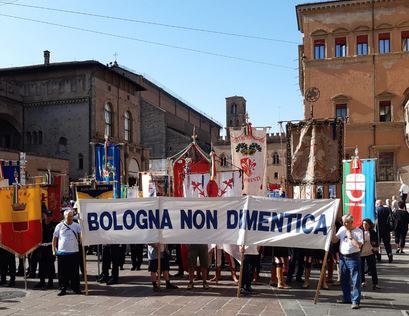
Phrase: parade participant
[
  {"left": 187, "top": 244, "right": 209, "bottom": 289},
  {"left": 148, "top": 243, "right": 177, "bottom": 291},
  {"left": 394, "top": 201, "right": 409, "bottom": 253},
  {"left": 273, "top": 247, "right": 290, "bottom": 289},
  {"left": 375, "top": 199, "right": 393, "bottom": 263},
  {"left": 391, "top": 195, "right": 399, "bottom": 212},
  {"left": 286, "top": 247, "right": 304, "bottom": 284},
  {"left": 0, "top": 248, "right": 16, "bottom": 287},
  {"left": 97, "top": 244, "right": 122, "bottom": 285},
  {"left": 34, "top": 208, "right": 56, "bottom": 290},
  {"left": 239, "top": 244, "right": 260, "bottom": 295},
  {"left": 399, "top": 181, "right": 409, "bottom": 209},
  {"left": 52, "top": 209, "right": 82, "bottom": 296},
  {"left": 360, "top": 218, "right": 379, "bottom": 290},
  {"left": 130, "top": 244, "right": 144, "bottom": 271},
  {"left": 334, "top": 214, "right": 363, "bottom": 310}
]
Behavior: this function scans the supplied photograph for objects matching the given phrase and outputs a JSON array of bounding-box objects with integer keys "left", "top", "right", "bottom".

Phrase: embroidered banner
[
  {"left": 79, "top": 196, "right": 339, "bottom": 251},
  {"left": 95, "top": 143, "right": 121, "bottom": 198},
  {"left": 0, "top": 185, "right": 42, "bottom": 256},
  {"left": 342, "top": 159, "right": 375, "bottom": 226},
  {"left": 230, "top": 123, "right": 267, "bottom": 196},
  {"left": 287, "top": 119, "right": 343, "bottom": 184}
]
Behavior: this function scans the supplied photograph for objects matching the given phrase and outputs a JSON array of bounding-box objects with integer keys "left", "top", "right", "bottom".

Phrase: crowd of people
[{"left": 0, "top": 191, "right": 408, "bottom": 311}]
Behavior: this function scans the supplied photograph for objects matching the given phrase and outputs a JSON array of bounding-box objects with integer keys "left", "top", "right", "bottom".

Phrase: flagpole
[
  {"left": 81, "top": 243, "right": 89, "bottom": 295},
  {"left": 23, "top": 255, "right": 27, "bottom": 291},
  {"left": 215, "top": 246, "right": 218, "bottom": 285},
  {"left": 157, "top": 243, "right": 161, "bottom": 290},
  {"left": 236, "top": 246, "right": 245, "bottom": 298},
  {"left": 314, "top": 250, "right": 329, "bottom": 304}
]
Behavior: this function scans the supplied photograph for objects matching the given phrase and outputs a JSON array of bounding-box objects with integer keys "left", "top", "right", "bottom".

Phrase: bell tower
[{"left": 226, "top": 96, "right": 246, "bottom": 129}]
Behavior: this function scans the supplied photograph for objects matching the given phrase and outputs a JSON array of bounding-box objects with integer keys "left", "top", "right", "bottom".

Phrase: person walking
[
  {"left": 52, "top": 209, "right": 82, "bottom": 296},
  {"left": 360, "top": 218, "right": 380, "bottom": 290},
  {"left": 333, "top": 214, "right": 363, "bottom": 310},
  {"left": 399, "top": 181, "right": 409, "bottom": 210},
  {"left": 394, "top": 201, "right": 409, "bottom": 253},
  {"left": 375, "top": 200, "right": 393, "bottom": 263}
]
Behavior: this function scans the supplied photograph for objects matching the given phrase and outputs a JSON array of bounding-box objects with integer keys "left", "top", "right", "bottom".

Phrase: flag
[
  {"left": 95, "top": 143, "right": 121, "bottom": 198},
  {"left": 47, "top": 175, "right": 62, "bottom": 222},
  {"left": 76, "top": 184, "right": 114, "bottom": 200},
  {"left": 230, "top": 123, "right": 267, "bottom": 196},
  {"left": 0, "top": 185, "right": 42, "bottom": 256},
  {"left": 0, "top": 160, "right": 20, "bottom": 185},
  {"left": 342, "top": 159, "right": 375, "bottom": 226}
]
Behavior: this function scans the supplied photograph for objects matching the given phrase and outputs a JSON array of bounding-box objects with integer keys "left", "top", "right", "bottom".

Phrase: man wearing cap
[
  {"left": 52, "top": 209, "right": 82, "bottom": 296},
  {"left": 333, "top": 214, "right": 363, "bottom": 310},
  {"left": 34, "top": 207, "right": 56, "bottom": 290}
]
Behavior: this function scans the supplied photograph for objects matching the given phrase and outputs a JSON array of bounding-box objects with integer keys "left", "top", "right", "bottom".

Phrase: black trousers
[
  {"left": 0, "top": 248, "right": 16, "bottom": 282},
  {"left": 378, "top": 230, "right": 392, "bottom": 255},
  {"left": 242, "top": 254, "right": 257, "bottom": 289},
  {"left": 287, "top": 248, "right": 304, "bottom": 280},
  {"left": 38, "top": 246, "right": 55, "bottom": 282},
  {"left": 101, "top": 245, "right": 121, "bottom": 280},
  {"left": 130, "top": 244, "right": 144, "bottom": 268},
  {"left": 361, "top": 254, "right": 378, "bottom": 284},
  {"left": 57, "top": 253, "right": 80, "bottom": 292},
  {"left": 395, "top": 228, "right": 408, "bottom": 248}
]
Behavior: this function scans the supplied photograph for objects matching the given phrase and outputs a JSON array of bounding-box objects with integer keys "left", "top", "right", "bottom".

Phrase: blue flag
[{"left": 95, "top": 144, "right": 121, "bottom": 198}]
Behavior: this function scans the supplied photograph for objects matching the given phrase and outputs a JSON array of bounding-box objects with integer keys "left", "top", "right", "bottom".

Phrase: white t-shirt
[
  {"left": 243, "top": 245, "right": 259, "bottom": 255},
  {"left": 336, "top": 226, "right": 363, "bottom": 255},
  {"left": 53, "top": 221, "right": 81, "bottom": 253},
  {"left": 400, "top": 183, "right": 409, "bottom": 194}
]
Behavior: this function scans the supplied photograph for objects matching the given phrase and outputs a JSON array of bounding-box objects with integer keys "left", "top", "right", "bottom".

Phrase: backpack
[{"left": 387, "top": 210, "right": 397, "bottom": 231}]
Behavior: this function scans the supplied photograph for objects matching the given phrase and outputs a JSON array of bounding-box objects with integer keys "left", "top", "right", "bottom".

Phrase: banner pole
[
  {"left": 23, "top": 255, "right": 27, "bottom": 291},
  {"left": 215, "top": 246, "right": 218, "bottom": 285},
  {"left": 314, "top": 250, "right": 329, "bottom": 304},
  {"left": 236, "top": 247, "right": 245, "bottom": 298},
  {"left": 157, "top": 243, "right": 161, "bottom": 290},
  {"left": 97, "top": 246, "right": 101, "bottom": 277},
  {"left": 81, "top": 244, "right": 89, "bottom": 295}
]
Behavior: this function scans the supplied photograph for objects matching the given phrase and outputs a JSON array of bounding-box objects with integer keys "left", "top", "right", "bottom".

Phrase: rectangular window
[
  {"left": 402, "top": 31, "right": 409, "bottom": 52},
  {"left": 335, "top": 37, "right": 347, "bottom": 57},
  {"left": 314, "top": 39, "right": 325, "bottom": 59},
  {"left": 336, "top": 104, "right": 347, "bottom": 118},
  {"left": 379, "top": 33, "right": 390, "bottom": 54},
  {"left": 378, "top": 152, "right": 394, "bottom": 181},
  {"left": 379, "top": 100, "right": 391, "bottom": 122},
  {"left": 357, "top": 35, "right": 368, "bottom": 55}
]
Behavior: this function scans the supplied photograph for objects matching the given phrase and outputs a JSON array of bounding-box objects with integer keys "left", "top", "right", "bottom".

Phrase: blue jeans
[{"left": 340, "top": 253, "right": 361, "bottom": 304}]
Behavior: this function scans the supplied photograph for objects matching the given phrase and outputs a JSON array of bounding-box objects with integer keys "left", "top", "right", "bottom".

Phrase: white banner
[
  {"left": 230, "top": 125, "right": 267, "bottom": 196},
  {"left": 79, "top": 196, "right": 339, "bottom": 251}
]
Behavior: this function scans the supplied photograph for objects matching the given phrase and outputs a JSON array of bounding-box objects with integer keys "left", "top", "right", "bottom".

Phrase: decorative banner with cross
[{"left": 230, "top": 120, "right": 267, "bottom": 196}]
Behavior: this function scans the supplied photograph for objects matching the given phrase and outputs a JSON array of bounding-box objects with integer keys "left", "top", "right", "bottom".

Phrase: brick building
[
  {"left": 111, "top": 65, "right": 222, "bottom": 175},
  {"left": 296, "top": 0, "right": 409, "bottom": 199},
  {"left": 214, "top": 96, "right": 287, "bottom": 193},
  {"left": 0, "top": 51, "right": 147, "bottom": 184}
]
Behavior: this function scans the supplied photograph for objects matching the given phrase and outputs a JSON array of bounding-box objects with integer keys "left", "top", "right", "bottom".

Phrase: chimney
[{"left": 44, "top": 50, "right": 50, "bottom": 65}]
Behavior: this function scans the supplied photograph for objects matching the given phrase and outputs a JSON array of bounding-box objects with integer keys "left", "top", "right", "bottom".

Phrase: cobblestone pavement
[{"left": 0, "top": 247, "right": 408, "bottom": 315}]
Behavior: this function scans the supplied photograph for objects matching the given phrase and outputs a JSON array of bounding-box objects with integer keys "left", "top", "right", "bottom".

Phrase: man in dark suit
[{"left": 375, "top": 200, "right": 393, "bottom": 263}]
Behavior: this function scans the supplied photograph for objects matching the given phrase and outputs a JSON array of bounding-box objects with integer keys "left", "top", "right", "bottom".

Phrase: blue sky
[{"left": 0, "top": 0, "right": 321, "bottom": 134}]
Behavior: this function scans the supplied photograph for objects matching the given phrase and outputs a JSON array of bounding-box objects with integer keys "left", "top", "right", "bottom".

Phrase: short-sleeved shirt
[
  {"left": 243, "top": 245, "right": 259, "bottom": 255},
  {"left": 148, "top": 244, "right": 166, "bottom": 260},
  {"left": 53, "top": 221, "right": 81, "bottom": 254},
  {"left": 336, "top": 226, "right": 363, "bottom": 255}
]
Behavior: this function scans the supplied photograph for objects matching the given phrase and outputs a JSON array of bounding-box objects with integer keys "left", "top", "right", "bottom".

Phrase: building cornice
[
  {"left": 25, "top": 97, "right": 88, "bottom": 107},
  {"left": 296, "top": 0, "right": 401, "bottom": 32}
]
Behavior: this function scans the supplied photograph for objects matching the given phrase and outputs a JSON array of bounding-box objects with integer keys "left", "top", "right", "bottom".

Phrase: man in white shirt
[
  {"left": 52, "top": 209, "right": 82, "bottom": 296},
  {"left": 399, "top": 181, "right": 409, "bottom": 210},
  {"left": 333, "top": 214, "right": 363, "bottom": 310}
]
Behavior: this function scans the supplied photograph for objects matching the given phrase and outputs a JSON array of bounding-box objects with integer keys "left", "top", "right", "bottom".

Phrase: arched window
[
  {"left": 26, "top": 132, "right": 31, "bottom": 145},
  {"left": 231, "top": 103, "right": 237, "bottom": 114},
  {"left": 38, "top": 131, "right": 43, "bottom": 144},
  {"left": 124, "top": 111, "right": 132, "bottom": 141},
  {"left": 32, "top": 131, "right": 38, "bottom": 145},
  {"left": 78, "top": 153, "right": 84, "bottom": 170},
  {"left": 272, "top": 152, "right": 280, "bottom": 165},
  {"left": 219, "top": 153, "right": 227, "bottom": 167},
  {"left": 59, "top": 137, "right": 67, "bottom": 153},
  {"left": 104, "top": 103, "right": 113, "bottom": 137}
]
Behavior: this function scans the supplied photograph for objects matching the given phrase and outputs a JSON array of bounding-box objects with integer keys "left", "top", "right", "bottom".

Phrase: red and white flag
[{"left": 230, "top": 123, "right": 267, "bottom": 196}]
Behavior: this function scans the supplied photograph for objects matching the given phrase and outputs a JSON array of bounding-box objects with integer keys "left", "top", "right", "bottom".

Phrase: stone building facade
[
  {"left": 112, "top": 65, "right": 222, "bottom": 174},
  {"left": 0, "top": 52, "right": 148, "bottom": 183},
  {"left": 296, "top": 0, "right": 409, "bottom": 199}
]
